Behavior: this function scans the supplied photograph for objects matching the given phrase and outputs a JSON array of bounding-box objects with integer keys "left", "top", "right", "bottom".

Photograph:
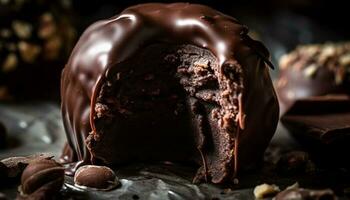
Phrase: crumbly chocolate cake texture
[{"left": 61, "top": 3, "right": 279, "bottom": 183}]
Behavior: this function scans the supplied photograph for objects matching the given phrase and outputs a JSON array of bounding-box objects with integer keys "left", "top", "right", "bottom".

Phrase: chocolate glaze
[{"left": 61, "top": 3, "right": 279, "bottom": 183}]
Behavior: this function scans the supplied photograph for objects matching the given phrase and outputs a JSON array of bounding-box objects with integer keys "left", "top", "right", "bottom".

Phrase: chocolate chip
[
  {"left": 74, "top": 165, "right": 120, "bottom": 190},
  {"left": 18, "top": 159, "right": 64, "bottom": 198}
]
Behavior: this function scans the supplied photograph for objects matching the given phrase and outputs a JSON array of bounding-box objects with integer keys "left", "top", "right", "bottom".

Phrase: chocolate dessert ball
[
  {"left": 0, "top": 0, "right": 76, "bottom": 99},
  {"left": 61, "top": 3, "right": 279, "bottom": 183},
  {"left": 276, "top": 42, "right": 350, "bottom": 113}
]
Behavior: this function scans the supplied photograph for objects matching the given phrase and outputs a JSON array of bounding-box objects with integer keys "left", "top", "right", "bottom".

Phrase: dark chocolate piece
[
  {"left": 0, "top": 154, "right": 53, "bottom": 178},
  {"left": 275, "top": 188, "right": 336, "bottom": 200},
  {"left": 18, "top": 159, "right": 64, "bottom": 199},
  {"left": 0, "top": 121, "right": 6, "bottom": 148},
  {"left": 282, "top": 95, "right": 350, "bottom": 144},
  {"left": 276, "top": 42, "right": 350, "bottom": 114},
  {"left": 74, "top": 165, "right": 119, "bottom": 190},
  {"left": 61, "top": 3, "right": 279, "bottom": 183},
  {"left": 281, "top": 95, "right": 350, "bottom": 165},
  {"left": 0, "top": 0, "right": 76, "bottom": 99}
]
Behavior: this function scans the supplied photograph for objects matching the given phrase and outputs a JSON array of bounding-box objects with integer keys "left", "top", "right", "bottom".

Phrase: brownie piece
[
  {"left": 276, "top": 42, "right": 350, "bottom": 113},
  {"left": 61, "top": 3, "right": 279, "bottom": 184}
]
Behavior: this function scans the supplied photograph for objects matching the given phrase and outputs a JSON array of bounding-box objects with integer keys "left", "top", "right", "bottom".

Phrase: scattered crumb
[{"left": 253, "top": 183, "right": 280, "bottom": 199}]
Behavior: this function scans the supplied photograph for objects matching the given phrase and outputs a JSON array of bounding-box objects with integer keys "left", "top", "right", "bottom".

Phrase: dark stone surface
[{"left": 0, "top": 103, "right": 349, "bottom": 199}]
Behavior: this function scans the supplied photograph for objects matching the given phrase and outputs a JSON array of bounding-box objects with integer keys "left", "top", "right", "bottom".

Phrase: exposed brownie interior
[{"left": 88, "top": 43, "right": 243, "bottom": 182}]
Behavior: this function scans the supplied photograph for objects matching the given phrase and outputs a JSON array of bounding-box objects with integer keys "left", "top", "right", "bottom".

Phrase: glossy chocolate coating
[{"left": 61, "top": 3, "right": 279, "bottom": 183}]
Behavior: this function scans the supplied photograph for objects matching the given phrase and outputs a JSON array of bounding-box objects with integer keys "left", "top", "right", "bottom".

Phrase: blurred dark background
[
  {"left": 72, "top": 0, "right": 350, "bottom": 73},
  {"left": 74, "top": 0, "right": 350, "bottom": 38}
]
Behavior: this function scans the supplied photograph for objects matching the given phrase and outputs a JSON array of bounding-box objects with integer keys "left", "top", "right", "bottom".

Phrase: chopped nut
[
  {"left": 253, "top": 183, "right": 280, "bottom": 199},
  {"left": 194, "top": 60, "right": 209, "bottom": 68},
  {"left": 279, "top": 53, "right": 295, "bottom": 69},
  {"left": 302, "top": 45, "right": 320, "bottom": 57},
  {"left": 276, "top": 77, "right": 287, "bottom": 88},
  {"left": 38, "top": 13, "right": 57, "bottom": 39},
  {"left": 18, "top": 41, "right": 41, "bottom": 63},
  {"left": 286, "top": 90, "right": 295, "bottom": 99},
  {"left": 303, "top": 63, "right": 318, "bottom": 78},
  {"left": 339, "top": 53, "right": 350, "bottom": 66},
  {"left": 95, "top": 103, "right": 110, "bottom": 118},
  {"left": 2, "top": 53, "right": 18, "bottom": 72},
  {"left": 12, "top": 20, "right": 32, "bottom": 39},
  {"left": 44, "top": 36, "right": 62, "bottom": 60},
  {"left": 335, "top": 66, "right": 346, "bottom": 85},
  {"left": 318, "top": 45, "right": 336, "bottom": 64}
]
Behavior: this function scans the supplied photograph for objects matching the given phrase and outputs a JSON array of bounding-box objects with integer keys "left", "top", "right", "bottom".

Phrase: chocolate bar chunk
[{"left": 281, "top": 95, "right": 350, "bottom": 165}]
